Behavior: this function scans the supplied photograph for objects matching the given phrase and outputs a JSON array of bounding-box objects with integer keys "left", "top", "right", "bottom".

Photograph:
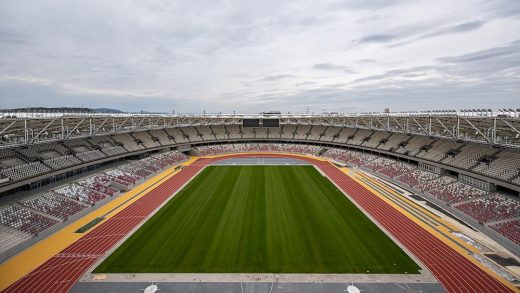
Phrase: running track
[{"left": 3, "top": 154, "right": 514, "bottom": 293}]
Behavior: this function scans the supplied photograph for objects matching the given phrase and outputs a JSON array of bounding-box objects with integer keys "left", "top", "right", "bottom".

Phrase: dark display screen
[
  {"left": 262, "top": 119, "right": 280, "bottom": 127},
  {"left": 243, "top": 119, "right": 260, "bottom": 127}
]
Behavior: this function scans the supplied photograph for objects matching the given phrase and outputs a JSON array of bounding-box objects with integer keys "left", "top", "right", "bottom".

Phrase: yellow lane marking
[
  {"left": 0, "top": 157, "right": 197, "bottom": 291},
  {"left": 345, "top": 168, "right": 519, "bottom": 292},
  {"left": 357, "top": 171, "right": 465, "bottom": 237}
]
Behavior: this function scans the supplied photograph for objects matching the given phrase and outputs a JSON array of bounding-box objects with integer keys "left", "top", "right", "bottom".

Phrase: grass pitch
[{"left": 94, "top": 166, "right": 420, "bottom": 274}]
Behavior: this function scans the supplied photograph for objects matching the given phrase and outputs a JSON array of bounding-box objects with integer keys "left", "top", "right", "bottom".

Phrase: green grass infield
[{"left": 94, "top": 165, "right": 420, "bottom": 274}]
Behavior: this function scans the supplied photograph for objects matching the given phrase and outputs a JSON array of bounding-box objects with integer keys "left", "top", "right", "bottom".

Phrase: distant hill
[
  {"left": 1, "top": 107, "right": 94, "bottom": 113},
  {"left": 92, "top": 108, "right": 124, "bottom": 113}
]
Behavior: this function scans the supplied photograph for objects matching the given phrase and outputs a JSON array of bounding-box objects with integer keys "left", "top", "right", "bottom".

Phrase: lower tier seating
[
  {"left": 19, "top": 193, "right": 87, "bottom": 220},
  {"left": 428, "top": 182, "right": 488, "bottom": 204},
  {"left": 455, "top": 194, "right": 520, "bottom": 223},
  {"left": 0, "top": 206, "right": 58, "bottom": 236},
  {"left": 489, "top": 220, "right": 520, "bottom": 245}
]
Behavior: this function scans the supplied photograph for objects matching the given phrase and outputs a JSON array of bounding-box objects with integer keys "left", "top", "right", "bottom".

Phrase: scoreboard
[{"left": 242, "top": 118, "right": 279, "bottom": 128}]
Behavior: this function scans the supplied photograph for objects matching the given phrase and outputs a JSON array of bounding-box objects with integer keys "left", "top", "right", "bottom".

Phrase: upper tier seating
[
  {"left": 196, "top": 126, "right": 214, "bottom": 140},
  {"left": 442, "top": 144, "right": 497, "bottom": 170},
  {"left": 378, "top": 133, "right": 407, "bottom": 151},
  {"left": 395, "top": 136, "right": 435, "bottom": 156},
  {"left": 43, "top": 155, "right": 82, "bottom": 170},
  {"left": 472, "top": 149, "right": 520, "bottom": 181},
  {"left": 102, "top": 146, "right": 127, "bottom": 156},
  {"left": 112, "top": 133, "right": 145, "bottom": 151},
  {"left": 17, "top": 143, "right": 69, "bottom": 159},
  {"left": 363, "top": 131, "right": 390, "bottom": 148},
  {"left": 349, "top": 130, "right": 374, "bottom": 146},
  {"left": 416, "top": 139, "right": 462, "bottom": 161},
  {"left": 132, "top": 132, "right": 159, "bottom": 148},
  {"left": 75, "top": 150, "right": 107, "bottom": 162},
  {"left": 0, "top": 162, "right": 51, "bottom": 182},
  {"left": 321, "top": 127, "right": 341, "bottom": 142}
]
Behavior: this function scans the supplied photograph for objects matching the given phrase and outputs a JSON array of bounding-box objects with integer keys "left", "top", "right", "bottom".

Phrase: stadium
[
  {"left": 0, "top": 110, "right": 519, "bottom": 293},
  {"left": 2, "top": 0, "right": 520, "bottom": 292}
]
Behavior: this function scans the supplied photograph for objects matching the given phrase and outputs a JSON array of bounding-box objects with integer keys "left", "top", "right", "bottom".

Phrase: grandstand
[{"left": 0, "top": 110, "right": 519, "bottom": 292}]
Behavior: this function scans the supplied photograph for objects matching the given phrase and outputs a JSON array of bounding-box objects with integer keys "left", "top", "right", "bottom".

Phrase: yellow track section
[
  {"left": 346, "top": 167, "right": 519, "bottom": 292},
  {"left": 0, "top": 157, "right": 197, "bottom": 291}
]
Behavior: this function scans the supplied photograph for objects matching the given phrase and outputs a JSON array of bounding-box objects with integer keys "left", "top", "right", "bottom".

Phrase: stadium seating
[
  {"left": 43, "top": 155, "right": 82, "bottom": 170},
  {"left": 101, "top": 146, "right": 127, "bottom": 156},
  {"left": 19, "top": 192, "right": 87, "bottom": 220},
  {"left": 322, "top": 148, "right": 362, "bottom": 163},
  {"left": 378, "top": 161, "right": 415, "bottom": 178},
  {"left": 472, "top": 149, "right": 520, "bottom": 181},
  {"left": 184, "top": 127, "right": 204, "bottom": 142},
  {"left": 132, "top": 132, "right": 159, "bottom": 148},
  {"left": 362, "top": 157, "right": 396, "bottom": 171},
  {"left": 64, "top": 139, "right": 92, "bottom": 153},
  {"left": 455, "top": 193, "right": 520, "bottom": 223},
  {"left": 416, "top": 176, "right": 456, "bottom": 192},
  {"left": 77, "top": 174, "right": 119, "bottom": 196},
  {"left": 349, "top": 129, "right": 373, "bottom": 145},
  {"left": 349, "top": 153, "right": 378, "bottom": 167},
  {"left": 75, "top": 150, "right": 107, "bottom": 162},
  {"left": 0, "top": 148, "right": 187, "bottom": 252},
  {"left": 397, "top": 169, "right": 439, "bottom": 187},
  {"left": 112, "top": 133, "right": 145, "bottom": 151},
  {"left": 396, "top": 136, "right": 435, "bottom": 156},
  {"left": 334, "top": 127, "right": 357, "bottom": 143},
  {"left": 192, "top": 143, "right": 324, "bottom": 157},
  {"left": 104, "top": 169, "right": 140, "bottom": 186},
  {"left": 428, "top": 182, "right": 488, "bottom": 204},
  {"left": 53, "top": 184, "right": 107, "bottom": 205},
  {"left": 164, "top": 128, "right": 190, "bottom": 144},
  {"left": 17, "top": 143, "right": 69, "bottom": 159},
  {"left": 363, "top": 131, "right": 390, "bottom": 148},
  {"left": 0, "top": 155, "right": 26, "bottom": 169},
  {"left": 294, "top": 125, "right": 311, "bottom": 140},
  {"left": 378, "top": 133, "right": 407, "bottom": 151},
  {"left": 442, "top": 144, "right": 498, "bottom": 170},
  {"left": 321, "top": 127, "right": 341, "bottom": 142},
  {"left": 416, "top": 139, "right": 462, "bottom": 161},
  {"left": 0, "top": 229, "right": 30, "bottom": 254},
  {"left": 489, "top": 220, "right": 520, "bottom": 245},
  {"left": 0, "top": 206, "right": 58, "bottom": 236},
  {"left": 0, "top": 162, "right": 51, "bottom": 182},
  {"left": 118, "top": 162, "right": 153, "bottom": 179}
]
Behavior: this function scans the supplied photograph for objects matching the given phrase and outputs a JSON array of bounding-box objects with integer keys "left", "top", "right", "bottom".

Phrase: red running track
[{"left": 3, "top": 155, "right": 514, "bottom": 293}]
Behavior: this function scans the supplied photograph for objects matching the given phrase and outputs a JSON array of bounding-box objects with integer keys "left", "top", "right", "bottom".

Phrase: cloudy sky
[{"left": 0, "top": 0, "right": 519, "bottom": 113}]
